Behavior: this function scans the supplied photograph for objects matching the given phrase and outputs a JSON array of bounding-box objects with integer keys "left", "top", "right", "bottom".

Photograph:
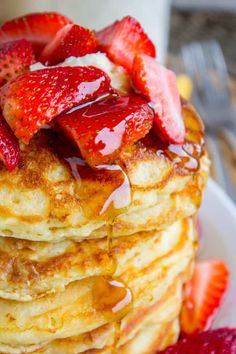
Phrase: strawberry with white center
[
  {"left": 0, "top": 112, "right": 20, "bottom": 171},
  {"left": 0, "top": 66, "right": 111, "bottom": 144},
  {"left": 132, "top": 54, "right": 185, "bottom": 144},
  {"left": 96, "top": 16, "right": 156, "bottom": 73},
  {"left": 40, "top": 24, "right": 98, "bottom": 65},
  {"left": 160, "top": 328, "right": 236, "bottom": 353},
  {"left": 0, "top": 39, "right": 35, "bottom": 87},
  {"left": 181, "top": 260, "right": 229, "bottom": 336},
  {"left": 0, "top": 12, "right": 72, "bottom": 56},
  {"left": 56, "top": 94, "right": 154, "bottom": 167}
]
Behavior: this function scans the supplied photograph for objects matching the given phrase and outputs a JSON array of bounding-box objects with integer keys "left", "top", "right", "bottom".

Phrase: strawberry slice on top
[
  {"left": 132, "top": 54, "right": 185, "bottom": 144},
  {"left": 0, "top": 12, "right": 72, "bottom": 56},
  {"left": 0, "top": 66, "right": 111, "bottom": 144},
  {"left": 0, "top": 39, "right": 35, "bottom": 87},
  {"left": 180, "top": 260, "right": 229, "bottom": 336},
  {"left": 96, "top": 16, "right": 156, "bottom": 73},
  {"left": 0, "top": 112, "right": 20, "bottom": 172},
  {"left": 40, "top": 24, "right": 98, "bottom": 65},
  {"left": 56, "top": 94, "right": 154, "bottom": 167}
]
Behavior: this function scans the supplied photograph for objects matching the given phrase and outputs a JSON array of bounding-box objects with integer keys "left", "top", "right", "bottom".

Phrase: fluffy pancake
[
  {"left": 0, "top": 102, "right": 209, "bottom": 241},
  {"left": 0, "top": 217, "right": 196, "bottom": 353},
  {"left": 33, "top": 292, "right": 181, "bottom": 354},
  {"left": 0, "top": 218, "right": 195, "bottom": 301},
  {"left": 17, "top": 281, "right": 183, "bottom": 354}
]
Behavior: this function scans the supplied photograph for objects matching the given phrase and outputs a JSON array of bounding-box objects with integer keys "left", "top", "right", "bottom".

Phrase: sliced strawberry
[
  {"left": 96, "top": 16, "right": 156, "bottom": 73},
  {"left": 0, "top": 112, "right": 20, "bottom": 171},
  {"left": 0, "top": 12, "right": 72, "bottom": 56},
  {"left": 40, "top": 24, "right": 98, "bottom": 65},
  {"left": 0, "top": 66, "right": 111, "bottom": 144},
  {"left": 132, "top": 54, "right": 185, "bottom": 144},
  {"left": 56, "top": 94, "right": 154, "bottom": 167},
  {"left": 0, "top": 39, "right": 35, "bottom": 87},
  {"left": 180, "top": 260, "right": 229, "bottom": 336},
  {"left": 160, "top": 328, "right": 236, "bottom": 354}
]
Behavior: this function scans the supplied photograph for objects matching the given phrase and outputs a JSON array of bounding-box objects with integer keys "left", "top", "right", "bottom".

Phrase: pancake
[
  {"left": 0, "top": 217, "right": 196, "bottom": 301},
  {"left": 0, "top": 102, "right": 209, "bottom": 242},
  {"left": 33, "top": 292, "right": 181, "bottom": 354},
  {"left": 12, "top": 280, "right": 183, "bottom": 354},
  {"left": 0, "top": 217, "right": 196, "bottom": 353}
]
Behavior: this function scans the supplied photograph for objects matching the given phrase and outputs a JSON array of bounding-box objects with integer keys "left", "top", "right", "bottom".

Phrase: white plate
[{"left": 199, "top": 178, "right": 236, "bottom": 327}]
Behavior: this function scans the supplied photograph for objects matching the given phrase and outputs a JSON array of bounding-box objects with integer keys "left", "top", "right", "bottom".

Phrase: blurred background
[
  {"left": 170, "top": 0, "right": 236, "bottom": 203},
  {"left": 0, "top": 0, "right": 236, "bottom": 202}
]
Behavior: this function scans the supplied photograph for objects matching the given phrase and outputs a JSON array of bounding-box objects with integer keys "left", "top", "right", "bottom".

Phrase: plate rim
[{"left": 206, "top": 178, "right": 236, "bottom": 220}]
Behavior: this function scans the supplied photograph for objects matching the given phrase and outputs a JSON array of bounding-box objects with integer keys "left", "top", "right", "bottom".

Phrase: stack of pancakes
[{"left": 0, "top": 101, "right": 209, "bottom": 354}]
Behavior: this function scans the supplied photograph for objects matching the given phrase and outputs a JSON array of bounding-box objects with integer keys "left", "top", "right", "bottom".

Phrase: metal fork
[{"left": 181, "top": 40, "right": 236, "bottom": 202}]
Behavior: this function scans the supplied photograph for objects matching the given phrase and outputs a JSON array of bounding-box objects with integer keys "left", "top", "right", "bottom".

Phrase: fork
[{"left": 181, "top": 40, "right": 236, "bottom": 202}]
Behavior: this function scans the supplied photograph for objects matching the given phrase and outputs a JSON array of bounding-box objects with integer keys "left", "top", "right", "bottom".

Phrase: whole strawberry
[
  {"left": 160, "top": 328, "right": 236, "bottom": 354},
  {"left": 0, "top": 66, "right": 111, "bottom": 143},
  {"left": 0, "top": 39, "right": 35, "bottom": 87}
]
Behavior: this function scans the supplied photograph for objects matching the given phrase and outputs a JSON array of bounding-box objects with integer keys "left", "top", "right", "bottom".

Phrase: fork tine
[
  {"left": 181, "top": 44, "right": 195, "bottom": 80},
  {"left": 200, "top": 42, "right": 221, "bottom": 105},
  {"left": 182, "top": 40, "right": 231, "bottom": 108},
  {"left": 208, "top": 41, "right": 230, "bottom": 103},
  {"left": 192, "top": 42, "right": 214, "bottom": 104},
  {"left": 198, "top": 41, "right": 229, "bottom": 105},
  {"left": 182, "top": 42, "right": 212, "bottom": 117},
  {"left": 181, "top": 44, "right": 204, "bottom": 114}
]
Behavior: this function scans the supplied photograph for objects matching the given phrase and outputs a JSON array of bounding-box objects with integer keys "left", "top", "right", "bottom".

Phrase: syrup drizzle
[
  {"left": 141, "top": 104, "right": 205, "bottom": 173},
  {"left": 63, "top": 156, "right": 85, "bottom": 184},
  {"left": 52, "top": 133, "right": 132, "bottom": 220},
  {"left": 92, "top": 276, "right": 133, "bottom": 320},
  {"left": 97, "top": 164, "right": 131, "bottom": 215},
  {"left": 163, "top": 143, "right": 200, "bottom": 170}
]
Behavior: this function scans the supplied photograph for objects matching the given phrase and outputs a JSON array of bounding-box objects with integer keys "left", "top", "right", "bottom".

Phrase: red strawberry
[
  {"left": 40, "top": 24, "right": 98, "bottom": 65},
  {"left": 0, "top": 112, "right": 20, "bottom": 171},
  {"left": 132, "top": 54, "right": 185, "bottom": 144},
  {"left": 56, "top": 94, "right": 154, "bottom": 167},
  {"left": 96, "top": 16, "right": 156, "bottom": 73},
  {"left": 0, "top": 66, "right": 111, "bottom": 144},
  {"left": 0, "top": 12, "right": 72, "bottom": 56},
  {"left": 180, "top": 260, "right": 229, "bottom": 336},
  {"left": 0, "top": 39, "right": 35, "bottom": 87},
  {"left": 160, "top": 328, "right": 236, "bottom": 353}
]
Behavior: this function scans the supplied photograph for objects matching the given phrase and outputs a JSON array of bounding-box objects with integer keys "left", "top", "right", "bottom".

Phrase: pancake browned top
[{"left": 0, "top": 102, "right": 209, "bottom": 241}]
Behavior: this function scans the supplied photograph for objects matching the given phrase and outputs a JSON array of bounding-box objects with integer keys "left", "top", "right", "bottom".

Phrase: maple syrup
[
  {"left": 141, "top": 103, "right": 205, "bottom": 173},
  {"left": 51, "top": 132, "right": 132, "bottom": 220},
  {"left": 92, "top": 276, "right": 133, "bottom": 321}
]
